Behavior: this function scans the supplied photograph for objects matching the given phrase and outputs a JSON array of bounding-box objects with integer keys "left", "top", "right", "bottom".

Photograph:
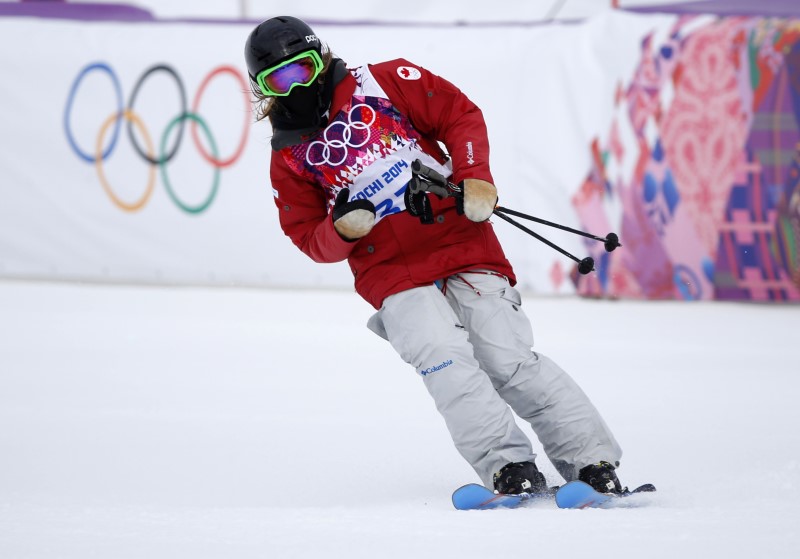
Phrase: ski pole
[
  {"left": 491, "top": 210, "right": 596, "bottom": 275},
  {"left": 493, "top": 206, "right": 621, "bottom": 253},
  {"left": 409, "top": 159, "right": 618, "bottom": 274}
]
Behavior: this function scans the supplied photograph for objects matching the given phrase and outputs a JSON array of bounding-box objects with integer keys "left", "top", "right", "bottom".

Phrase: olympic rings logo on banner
[
  {"left": 306, "top": 103, "right": 376, "bottom": 167},
  {"left": 63, "top": 61, "right": 250, "bottom": 214}
]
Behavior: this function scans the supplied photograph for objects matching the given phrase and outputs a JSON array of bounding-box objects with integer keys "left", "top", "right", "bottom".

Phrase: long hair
[{"left": 249, "top": 47, "right": 334, "bottom": 123}]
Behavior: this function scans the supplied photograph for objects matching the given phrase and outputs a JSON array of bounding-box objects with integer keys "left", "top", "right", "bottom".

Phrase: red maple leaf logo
[{"left": 400, "top": 68, "right": 410, "bottom": 78}]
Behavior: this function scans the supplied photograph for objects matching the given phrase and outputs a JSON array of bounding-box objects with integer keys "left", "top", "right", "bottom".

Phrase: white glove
[
  {"left": 462, "top": 179, "right": 497, "bottom": 222},
  {"left": 332, "top": 188, "right": 376, "bottom": 240}
]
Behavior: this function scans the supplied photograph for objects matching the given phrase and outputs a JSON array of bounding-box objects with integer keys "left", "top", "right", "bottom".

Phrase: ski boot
[
  {"left": 578, "top": 461, "right": 626, "bottom": 494},
  {"left": 493, "top": 461, "right": 548, "bottom": 495}
]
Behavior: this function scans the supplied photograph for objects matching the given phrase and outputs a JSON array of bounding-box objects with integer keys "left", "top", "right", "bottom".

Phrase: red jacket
[{"left": 270, "top": 58, "right": 515, "bottom": 309}]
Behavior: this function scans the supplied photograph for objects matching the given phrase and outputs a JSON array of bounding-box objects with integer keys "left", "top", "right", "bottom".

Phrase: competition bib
[{"left": 280, "top": 65, "right": 451, "bottom": 224}]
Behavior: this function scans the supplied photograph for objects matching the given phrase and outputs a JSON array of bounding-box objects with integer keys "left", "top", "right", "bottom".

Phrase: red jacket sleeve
[
  {"left": 270, "top": 152, "right": 356, "bottom": 263},
  {"left": 369, "top": 59, "right": 494, "bottom": 186}
]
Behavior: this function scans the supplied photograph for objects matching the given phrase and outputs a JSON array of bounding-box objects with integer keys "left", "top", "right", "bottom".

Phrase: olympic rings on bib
[
  {"left": 63, "top": 61, "right": 250, "bottom": 214},
  {"left": 306, "top": 103, "right": 376, "bottom": 167}
]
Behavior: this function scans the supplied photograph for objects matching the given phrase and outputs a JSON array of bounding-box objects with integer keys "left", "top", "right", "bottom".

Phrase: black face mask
[{"left": 276, "top": 80, "right": 323, "bottom": 123}]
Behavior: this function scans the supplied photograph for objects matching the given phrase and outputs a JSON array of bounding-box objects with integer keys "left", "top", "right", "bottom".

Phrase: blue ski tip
[
  {"left": 452, "top": 483, "right": 525, "bottom": 510},
  {"left": 555, "top": 480, "right": 613, "bottom": 509}
]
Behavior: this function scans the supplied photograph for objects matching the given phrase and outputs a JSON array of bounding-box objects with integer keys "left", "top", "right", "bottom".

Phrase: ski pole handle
[{"left": 410, "top": 159, "right": 462, "bottom": 199}]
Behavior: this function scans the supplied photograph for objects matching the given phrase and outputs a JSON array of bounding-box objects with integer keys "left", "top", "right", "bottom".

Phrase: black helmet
[{"left": 244, "top": 16, "right": 323, "bottom": 83}]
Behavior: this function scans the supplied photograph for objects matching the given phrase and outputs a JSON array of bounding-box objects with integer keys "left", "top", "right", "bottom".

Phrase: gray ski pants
[{"left": 367, "top": 271, "right": 622, "bottom": 487}]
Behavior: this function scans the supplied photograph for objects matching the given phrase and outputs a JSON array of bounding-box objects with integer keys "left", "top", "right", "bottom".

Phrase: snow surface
[{"left": 0, "top": 280, "right": 798, "bottom": 558}]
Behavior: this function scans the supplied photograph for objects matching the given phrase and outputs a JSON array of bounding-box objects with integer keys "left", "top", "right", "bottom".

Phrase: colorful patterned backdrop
[{"left": 572, "top": 16, "right": 800, "bottom": 301}]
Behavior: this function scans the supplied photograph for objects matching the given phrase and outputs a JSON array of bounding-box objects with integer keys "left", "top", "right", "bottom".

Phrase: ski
[
  {"left": 451, "top": 483, "right": 554, "bottom": 511},
  {"left": 555, "top": 480, "right": 656, "bottom": 509},
  {"left": 452, "top": 481, "right": 656, "bottom": 511}
]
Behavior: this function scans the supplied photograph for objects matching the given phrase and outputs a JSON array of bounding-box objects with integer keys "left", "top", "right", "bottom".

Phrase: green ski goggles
[{"left": 255, "top": 50, "right": 324, "bottom": 97}]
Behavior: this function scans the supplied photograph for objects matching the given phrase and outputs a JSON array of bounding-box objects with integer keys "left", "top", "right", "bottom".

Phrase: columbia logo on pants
[{"left": 420, "top": 359, "right": 454, "bottom": 376}]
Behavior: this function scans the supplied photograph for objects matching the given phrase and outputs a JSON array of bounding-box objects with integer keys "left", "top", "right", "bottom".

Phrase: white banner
[{"left": 0, "top": 12, "right": 675, "bottom": 293}]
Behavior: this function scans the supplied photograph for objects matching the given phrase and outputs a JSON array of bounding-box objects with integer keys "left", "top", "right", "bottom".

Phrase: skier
[{"left": 245, "top": 16, "right": 626, "bottom": 495}]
